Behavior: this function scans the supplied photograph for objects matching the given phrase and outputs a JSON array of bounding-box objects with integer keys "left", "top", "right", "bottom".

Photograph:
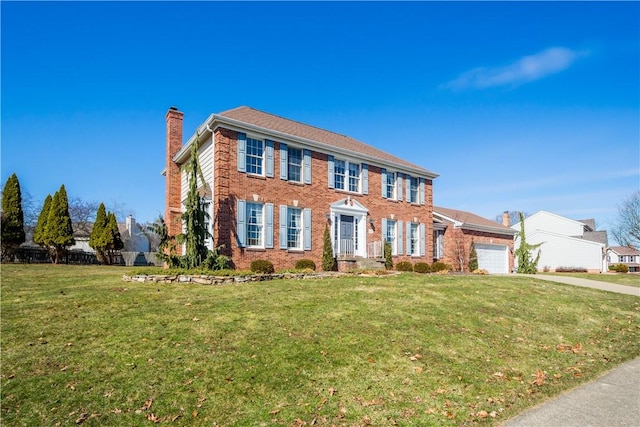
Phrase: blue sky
[{"left": 2, "top": 1, "right": 638, "bottom": 240}]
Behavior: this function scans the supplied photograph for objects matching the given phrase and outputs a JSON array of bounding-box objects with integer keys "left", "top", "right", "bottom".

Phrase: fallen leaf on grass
[
  {"left": 532, "top": 370, "right": 545, "bottom": 387},
  {"left": 146, "top": 413, "right": 160, "bottom": 423},
  {"left": 409, "top": 354, "right": 422, "bottom": 361},
  {"left": 141, "top": 399, "right": 153, "bottom": 411}
]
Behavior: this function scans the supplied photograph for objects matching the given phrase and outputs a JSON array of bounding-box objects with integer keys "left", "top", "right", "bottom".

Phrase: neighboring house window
[
  {"left": 385, "top": 219, "right": 397, "bottom": 255},
  {"left": 287, "top": 147, "right": 303, "bottom": 183},
  {"left": 433, "top": 230, "right": 444, "bottom": 259},
  {"left": 246, "top": 202, "right": 264, "bottom": 247},
  {"left": 246, "top": 137, "right": 264, "bottom": 175},
  {"left": 348, "top": 163, "right": 360, "bottom": 192},
  {"left": 409, "top": 223, "right": 419, "bottom": 256},
  {"left": 409, "top": 177, "right": 419, "bottom": 204},
  {"left": 386, "top": 172, "right": 396, "bottom": 200}
]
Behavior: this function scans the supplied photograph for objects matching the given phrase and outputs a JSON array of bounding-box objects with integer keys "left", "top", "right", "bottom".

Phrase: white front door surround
[{"left": 330, "top": 197, "right": 368, "bottom": 258}]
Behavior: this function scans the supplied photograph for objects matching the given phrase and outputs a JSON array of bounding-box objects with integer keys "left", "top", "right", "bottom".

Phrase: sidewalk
[
  {"left": 501, "top": 357, "right": 640, "bottom": 427},
  {"left": 501, "top": 274, "right": 640, "bottom": 426},
  {"left": 522, "top": 274, "right": 640, "bottom": 297}
]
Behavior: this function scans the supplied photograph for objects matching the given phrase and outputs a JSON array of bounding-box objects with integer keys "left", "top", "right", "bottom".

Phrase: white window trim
[
  {"left": 287, "top": 146, "right": 303, "bottom": 183},
  {"left": 334, "top": 158, "right": 362, "bottom": 193},
  {"left": 246, "top": 202, "right": 265, "bottom": 248},
  {"left": 246, "top": 136, "right": 265, "bottom": 176},
  {"left": 386, "top": 171, "right": 397, "bottom": 200},
  {"left": 287, "top": 206, "right": 303, "bottom": 250},
  {"left": 386, "top": 219, "right": 397, "bottom": 255},
  {"left": 410, "top": 222, "right": 420, "bottom": 256}
]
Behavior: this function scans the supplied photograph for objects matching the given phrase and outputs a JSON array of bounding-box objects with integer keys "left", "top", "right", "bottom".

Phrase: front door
[{"left": 339, "top": 215, "right": 355, "bottom": 256}]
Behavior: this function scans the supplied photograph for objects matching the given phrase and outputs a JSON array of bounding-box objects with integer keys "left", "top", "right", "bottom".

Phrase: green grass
[
  {"left": 2, "top": 265, "right": 639, "bottom": 426},
  {"left": 543, "top": 272, "right": 640, "bottom": 287}
]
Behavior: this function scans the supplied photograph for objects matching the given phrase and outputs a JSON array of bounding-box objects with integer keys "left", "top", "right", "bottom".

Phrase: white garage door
[{"left": 475, "top": 244, "right": 508, "bottom": 274}]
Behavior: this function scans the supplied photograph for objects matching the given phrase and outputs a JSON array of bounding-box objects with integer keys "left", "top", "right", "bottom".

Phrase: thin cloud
[{"left": 442, "top": 47, "right": 589, "bottom": 91}]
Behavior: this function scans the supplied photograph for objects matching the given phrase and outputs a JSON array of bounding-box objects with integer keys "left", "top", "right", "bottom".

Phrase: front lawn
[
  {"left": 2, "top": 265, "right": 639, "bottom": 426},
  {"left": 544, "top": 272, "right": 640, "bottom": 287}
]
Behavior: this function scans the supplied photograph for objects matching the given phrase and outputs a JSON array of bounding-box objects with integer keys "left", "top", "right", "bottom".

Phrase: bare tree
[
  {"left": 68, "top": 196, "right": 99, "bottom": 237},
  {"left": 452, "top": 231, "right": 467, "bottom": 272},
  {"left": 611, "top": 191, "right": 640, "bottom": 249}
]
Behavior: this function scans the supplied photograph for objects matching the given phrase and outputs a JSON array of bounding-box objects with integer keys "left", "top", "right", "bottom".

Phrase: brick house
[
  {"left": 433, "top": 207, "right": 516, "bottom": 273},
  {"left": 165, "top": 106, "right": 439, "bottom": 271}
]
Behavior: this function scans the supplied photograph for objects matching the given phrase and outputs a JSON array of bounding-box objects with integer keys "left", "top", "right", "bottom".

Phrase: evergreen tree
[
  {"left": 515, "top": 212, "right": 542, "bottom": 274},
  {"left": 89, "top": 203, "right": 108, "bottom": 263},
  {"left": 1, "top": 173, "right": 26, "bottom": 259},
  {"left": 322, "top": 225, "right": 335, "bottom": 271},
  {"left": 101, "top": 212, "right": 124, "bottom": 265},
  {"left": 45, "top": 185, "right": 75, "bottom": 264},
  {"left": 384, "top": 240, "right": 393, "bottom": 270},
  {"left": 468, "top": 240, "right": 478, "bottom": 272},
  {"left": 33, "top": 194, "right": 52, "bottom": 251},
  {"left": 178, "top": 141, "right": 210, "bottom": 269}
]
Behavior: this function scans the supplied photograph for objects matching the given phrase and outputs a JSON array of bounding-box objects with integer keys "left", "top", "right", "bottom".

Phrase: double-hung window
[
  {"left": 386, "top": 172, "right": 396, "bottom": 199},
  {"left": 409, "top": 223, "right": 420, "bottom": 256},
  {"left": 385, "top": 219, "right": 397, "bottom": 255},
  {"left": 246, "top": 137, "right": 264, "bottom": 175},
  {"left": 287, "top": 207, "right": 302, "bottom": 250},
  {"left": 287, "top": 147, "right": 303, "bottom": 183},
  {"left": 433, "top": 230, "right": 444, "bottom": 259},
  {"left": 246, "top": 202, "right": 264, "bottom": 247},
  {"left": 334, "top": 159, "right": 346, "bottom": 190},
  {"left": 348, "top": 163, "right": 360, "bottom": 192},
  {"left": 409, "top": 177, "right": 419, "bottom": 204}
]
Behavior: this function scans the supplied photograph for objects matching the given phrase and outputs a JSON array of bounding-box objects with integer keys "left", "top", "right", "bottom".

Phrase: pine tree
[
  {"left": 515, "top": 212, "right": 542, "bottom": 274},
  {"left": 384, "top": 240, "right": 393, "bottom": 270},
  {"left": 1, "top": 173, "right": 26, "bottom": 259},
  {"left": 101, "top": 212, "right": 123, "bottom": 265},
  {"left": 33, "top": 194, "right": 52, "bottom": 250},
  {"left": 468, "top": 240, "right": 478, "bottom": 272},
  {"left": 322, "top": 225, "right": 335, "bottom": 271},
  {"left": 89, "top": 203, "right": 108, "bottom": 263},
  {"left": 45, "top": 185, "right": 75, "bottom": 264}
]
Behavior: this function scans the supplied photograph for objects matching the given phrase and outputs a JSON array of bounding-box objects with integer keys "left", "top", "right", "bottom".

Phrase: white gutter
[{"left": 174, "top": 114, "right": 439, "bottom": 179}]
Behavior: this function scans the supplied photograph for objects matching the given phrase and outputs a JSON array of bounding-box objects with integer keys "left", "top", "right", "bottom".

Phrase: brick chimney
[
  {"left": 165, "top": 107, "right": 184, "bottom": 245},
  {"left": 502, "top": 211, "right": 511, "bottom": 227}
]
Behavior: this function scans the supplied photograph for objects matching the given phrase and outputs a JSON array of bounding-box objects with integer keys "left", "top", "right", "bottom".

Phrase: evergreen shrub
[
  {"left": 295, "top": 259, "right": 316, "bottom": 271},
  {"left": 431, "top": 261, "right": 451, "bottom": 273},
  {"left": 396, "top": 261, "right": 413, "bottom": 272},
  {"left": 413, "top": 262, "right": 431, "bottom": 274},
  {"left": 251, "top": 259, "right": 274, "bottom": 274}
]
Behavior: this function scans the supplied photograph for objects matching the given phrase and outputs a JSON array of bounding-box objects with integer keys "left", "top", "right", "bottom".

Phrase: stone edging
[{"left": 122, "top": 271, "right": 402, "bottom": 286}]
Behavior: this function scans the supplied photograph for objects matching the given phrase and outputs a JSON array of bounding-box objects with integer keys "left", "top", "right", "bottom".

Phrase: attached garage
[{"left": 475, "top": 243, "right": 509, "bottom": 274}]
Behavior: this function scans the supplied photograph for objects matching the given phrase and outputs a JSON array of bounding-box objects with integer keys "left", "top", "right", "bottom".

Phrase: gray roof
[
  {"left": 574, "top": 230, "right": 608, "bottom": 246},
  {"left": 578, "top": 219, "right": 596, "bottom": 231}
]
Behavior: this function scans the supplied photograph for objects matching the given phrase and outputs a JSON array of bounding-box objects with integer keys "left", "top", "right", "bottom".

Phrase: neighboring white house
[
  {"left": 607, "top": 246, "right": 640, "bottom": 273},
  {"left": 511, "top": 211, "right": 607, "bottom": 273}
]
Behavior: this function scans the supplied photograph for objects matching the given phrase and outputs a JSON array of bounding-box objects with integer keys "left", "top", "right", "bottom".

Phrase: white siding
[
  {"left": 513, "top": 211, "right": 584, "bottom": 237},
  {"left": 520, "top": 230, "right": 603, "bottom": 272},
  {"left": 199, "top": 136, "right": 214, "bottom": 192}
]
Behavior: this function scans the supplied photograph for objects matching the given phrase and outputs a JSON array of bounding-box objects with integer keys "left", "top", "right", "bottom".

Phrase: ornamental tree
[
  {"left": 89, "top": 203, "right": 108, "bottom": 263},
  {"left": 322, "top": 225, "right": 335, "bottom": 271},
  {"left": 101, "top": 212, "right": 124, "bottom": 265},
  {"left": 33, "top": 194, "right": 52, "bottom": 253},
  {"left": 468, "top": 240, "right": 478, "bottom": 272},
  {"left": 515, "top": 212, "right": 542, "bottom": 274},
  {"left": 1, "top": 173, "right": 26, "bottom": 259}
]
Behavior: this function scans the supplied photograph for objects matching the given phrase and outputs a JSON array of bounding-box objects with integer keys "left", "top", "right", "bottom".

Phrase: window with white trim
[
  {"left": 409, "top": 177, "right": 419, "bottom": 204},
  {"left": 287, "top": 207, "right": 302, "bottom": 250},
  {"left": 386, "top": 172, "right": 396, "bottom": 199},
  {"left": 246, "top": 202, "right": 264, "bottom": 247},
  {"left": 385, "top": 219, "right": 397, "bottom": 255},
  {"left": 246, "top": 137, "right": 264, "bottom": 175},
  {"left": 410, "top": 222, "right": 420, "bottom": 256},
  {"left": 433, "top": 229, "right": 444, "bottom": 259},
  {"left": 288, "top": 147, "right": 303, "bottom": 183},
  {"left": 348, "top": 163, "right": 360, "bottom": 192},
  {"left": 334, "top": 159, "right": 346, "bottom": 190}
]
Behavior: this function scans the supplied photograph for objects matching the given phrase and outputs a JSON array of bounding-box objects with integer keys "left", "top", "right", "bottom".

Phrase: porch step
[{"left": 355, "top": 257, "right": 386, "bottom": 270}]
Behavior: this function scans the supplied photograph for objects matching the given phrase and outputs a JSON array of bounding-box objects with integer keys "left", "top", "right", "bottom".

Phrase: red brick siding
[
  {"left": 165, "top": 109, "right": 184, "bottom": 255},
  {"left": 212, "top": 128, "right": 434, "bottom": 271},
  {"left": 438, "top": 227, "right": 514, "bottom": 273}
]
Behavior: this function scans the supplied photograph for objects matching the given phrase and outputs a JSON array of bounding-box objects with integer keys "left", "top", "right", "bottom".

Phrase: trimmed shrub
[
  {"left": 250, "top": 259, "right": 274, "bottom": 274},
  {"left": 431, "top": 261, "right": 451, "bottom": 273},
  {"left": 295, "top": 259, "right": 316, "bottom": 271},
  {"left": 610, "top": 263, "right": 629, "bottom": 273},
  {"left": 555, "top": 266, "right": 588, "bottom": 273},
  {"left": 414, "top": 262, "right": 431, "bottom": 274},
  {"left": 396, "top": 261, "right": 413, "bottom": 272}
]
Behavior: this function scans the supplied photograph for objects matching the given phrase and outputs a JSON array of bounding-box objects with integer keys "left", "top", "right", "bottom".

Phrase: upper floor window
[
  {"left": 287, "top": 147, "right": 303, "bottom": 183},
  {"left": 246, "top": 137, "right": 264, "bottom": 175},
  {"left": 334, "top": 159, "right": 346, "bottom": 190},
  {"left": 385, "top": 172, "right": 396, "bottom": 199},
  {"left": 348, "top": 163, "right": 360, "bottom": 192},
  {"left": 409, "top": 177, "right": 419, "bottom": 204}
]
